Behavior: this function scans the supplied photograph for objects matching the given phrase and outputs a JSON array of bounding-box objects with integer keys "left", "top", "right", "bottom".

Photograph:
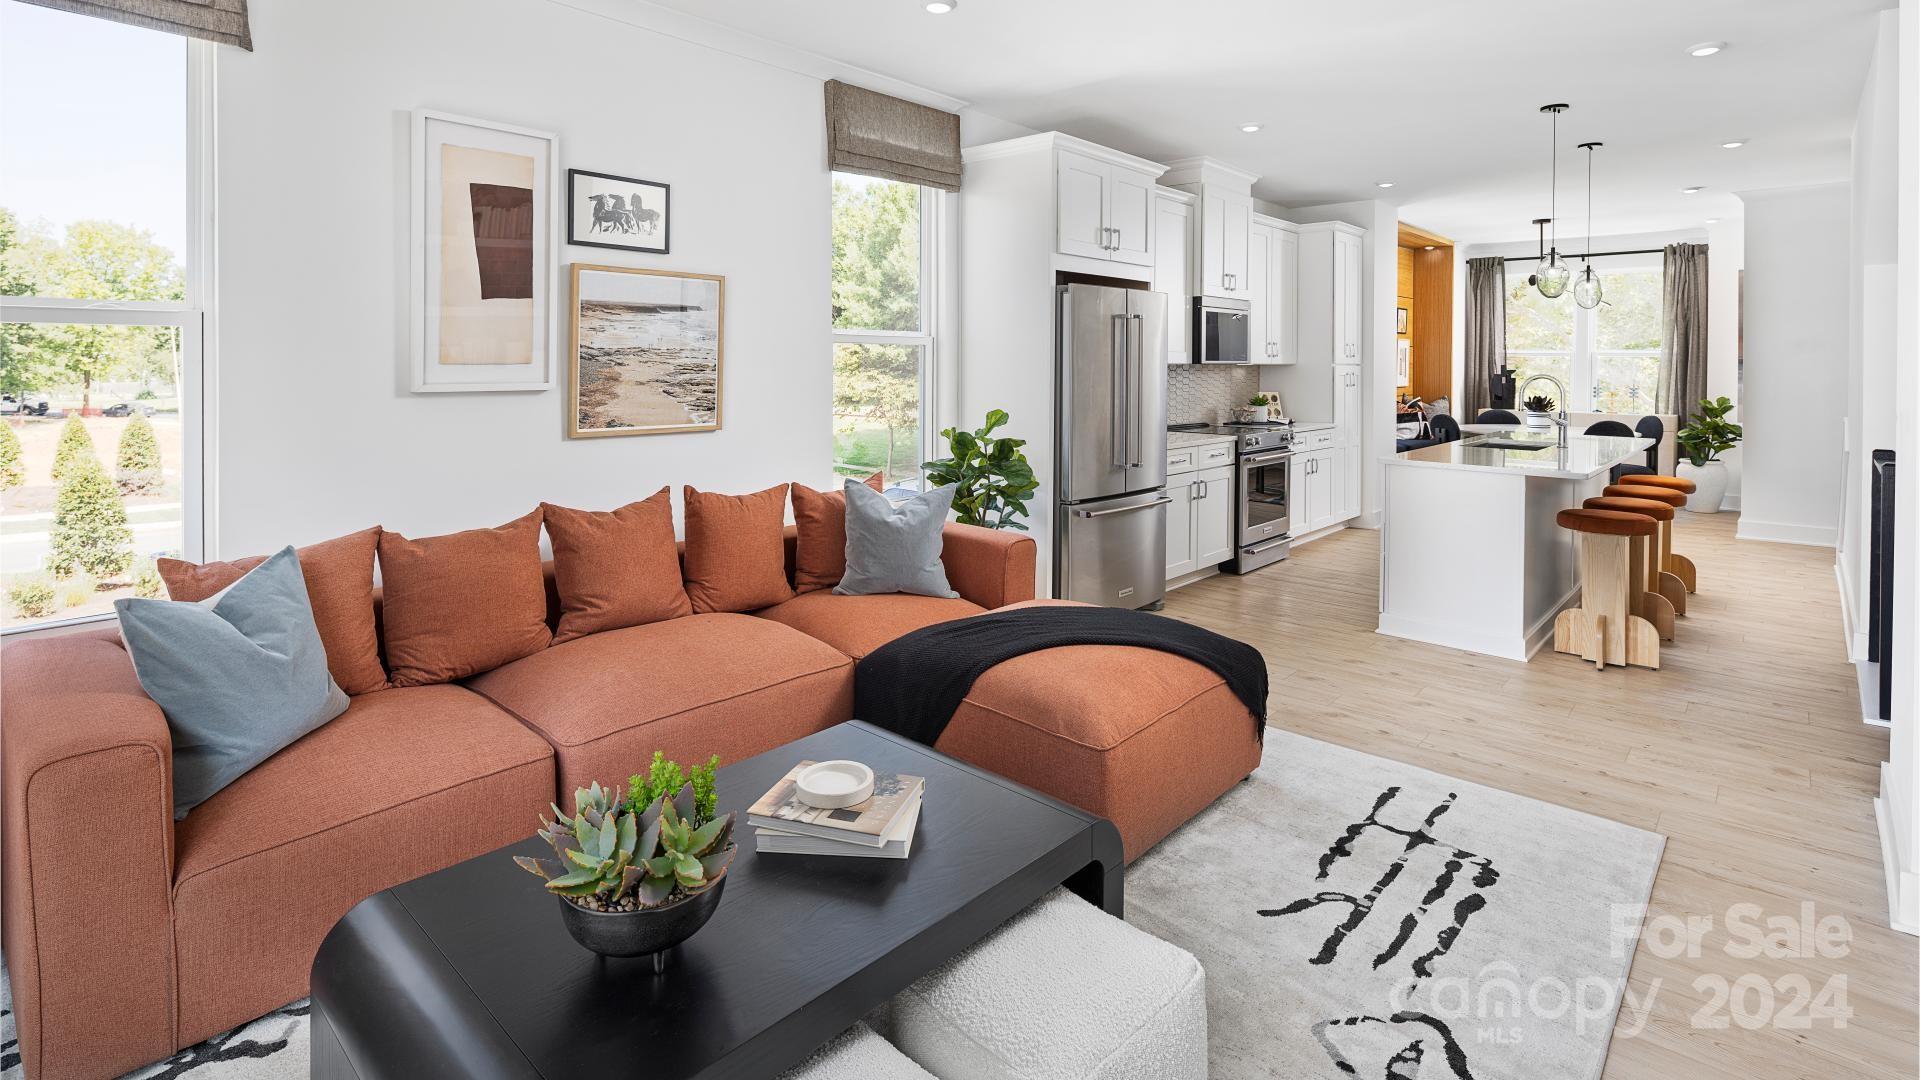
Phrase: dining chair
[
  {"left": 1475, "top": 409, "right": 1521, "bottom": 425},
  {"left": 1635, "top": 415, "right": 1664, "bottom": 472},
  {"left": 1431, "top": 414, "right": 1462, "bottom": 443},
  {"left": 1585, "top": 420, "right": 1641, "bottom": 484}
]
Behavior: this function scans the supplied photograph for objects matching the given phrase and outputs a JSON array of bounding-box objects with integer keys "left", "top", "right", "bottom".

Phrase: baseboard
[
  {"left": 1874, "top": 763, "right": 1918, "bottom": 935},
  {"left": 1720, "top": 492, "right": 1741, "bottom": 511},
  {"left": 1166, "top": 565, "right": 1221, "bottom": 592},
  {"left": 1290, "top": 521, "right": 1349, "bottom": 548},
  {"left": 1836, "top": 559, "right": 1864, "bottom": 662},
  {"left": 1735, "top": 518, "right": 1838, "bottom": 548}
]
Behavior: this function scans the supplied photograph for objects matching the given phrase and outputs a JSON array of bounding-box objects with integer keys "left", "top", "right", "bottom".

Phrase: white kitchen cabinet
[
  {"left": 1334, "top": 367, "right": 1363, "bottom": 521},
  {"left": 1335, "top": 228, "right": 1364, "bottom": 364},
  {"left": 1194, "top": 189, "right": 1253, "bottom": 300},
  {"left": 1054, "top": 148, "right": 1157, "bottom": 268},
  {"left": 1298, "top": 448, "right": 1336, "bottom": 532},
  {"left": 1246, "top": 223, "right": 1270, "bottom": 366},
  {"left": 1152, "top": 192, "right": 1194, "bottom": 364},
  {"left": 1165, "top": 477, "right": 1196, "bottom": 579},
  {"left": 1249, "top": 217, "right": 1298, "bottom": 365},
  {"left": 1192, "top": 465, "right": 1235, "bottom": 567}
]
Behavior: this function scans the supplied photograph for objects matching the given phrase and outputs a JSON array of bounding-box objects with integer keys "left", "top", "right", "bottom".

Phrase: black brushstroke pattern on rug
[
  {"left": 137, "top": 1002, "right": 307, "bottom": 1079},
  {"left": 2, "top": 1005, "right": 18, "bottom": 1074},
  {"left": 855, "top": 604, "right": 1266, "bottom": 747}
]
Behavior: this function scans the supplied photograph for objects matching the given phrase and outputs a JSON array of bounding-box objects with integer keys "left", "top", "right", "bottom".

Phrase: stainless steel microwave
[{"left": 1192, "top": 297, "right": 1251, "bottom": 365}]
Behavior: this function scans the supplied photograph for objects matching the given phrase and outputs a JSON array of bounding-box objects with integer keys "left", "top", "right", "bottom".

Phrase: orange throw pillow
[
  {"left": 791, "top": 474, "right": 887, "bottom": 593},
  {"left": 377, "top": 510, "right": 552, "bottom": 686},
  {"left": 682, "top": 484, "right": 795, "bottom": 613},
  {"left": 158, "top": 526, "right": 388, "bottom": 696},
  {"left": 542, "top": 489, "right": 691, "bottom": 643}
]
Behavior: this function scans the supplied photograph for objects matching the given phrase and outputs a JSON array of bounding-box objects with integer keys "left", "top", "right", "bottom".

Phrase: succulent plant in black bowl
[{"left": 516, "top": 756, "right": 736, "bottom": 965}]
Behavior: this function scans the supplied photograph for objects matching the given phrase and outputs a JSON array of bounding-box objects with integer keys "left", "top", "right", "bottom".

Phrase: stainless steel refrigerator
[{"left": 1053, "top": 282, "right": 1169, "bottom": 609}]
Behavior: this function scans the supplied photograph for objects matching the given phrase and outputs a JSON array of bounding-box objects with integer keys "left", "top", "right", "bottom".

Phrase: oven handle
[
  {"left": 1241, "top": 450, "right": 1294, "bottom": 468},
  {"left": 1242, "top": 537, "right": 1290, "bottom": 555}
]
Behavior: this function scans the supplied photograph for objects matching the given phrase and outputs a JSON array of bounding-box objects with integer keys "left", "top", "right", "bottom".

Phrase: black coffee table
[{"left": 310, "top": 720, "right": 1123, "bottom": 1080}]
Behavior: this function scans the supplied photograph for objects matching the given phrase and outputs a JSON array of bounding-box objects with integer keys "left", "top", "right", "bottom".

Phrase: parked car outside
[
  {"left": 0, "top": 394, "right": 51, "bottom": 416},
  {"left": 103, "top": 402, "right": 156, "bottom": 418}
]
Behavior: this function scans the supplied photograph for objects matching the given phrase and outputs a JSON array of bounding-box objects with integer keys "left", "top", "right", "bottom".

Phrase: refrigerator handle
[
  {"left": 1128, "top": 313, "right": 1144, "bottom": 467},
  {"left": 1110, "top": 314, "right": 1128, "bottom": 469}
]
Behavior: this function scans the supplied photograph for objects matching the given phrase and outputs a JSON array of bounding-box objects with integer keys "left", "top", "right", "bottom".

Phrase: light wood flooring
[{"left": 1161, "top": 511, "right": 1919, "bottom": 1080}]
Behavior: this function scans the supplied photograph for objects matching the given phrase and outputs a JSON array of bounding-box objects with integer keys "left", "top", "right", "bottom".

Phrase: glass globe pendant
[
  {"left": 1536, "top": 252, "right": 1571, "bottom": 298},
  {"left": 1572, "top": 264, "right": 1603, "bottom": 309}
]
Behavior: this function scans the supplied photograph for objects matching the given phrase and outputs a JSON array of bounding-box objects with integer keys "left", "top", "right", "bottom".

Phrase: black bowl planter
[{"left": 556, "top": 876, "right": 727, "bottom": 967}]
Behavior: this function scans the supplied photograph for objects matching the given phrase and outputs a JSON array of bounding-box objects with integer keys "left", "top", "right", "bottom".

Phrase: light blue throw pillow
[
  {"left": 115, "top": 546, "right": 349, "bottom": 819},
  {"left": 835, "top": 480, "right": 960, "bottom": 598}
]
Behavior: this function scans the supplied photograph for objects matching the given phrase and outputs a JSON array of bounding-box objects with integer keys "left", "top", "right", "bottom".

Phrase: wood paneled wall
[{"left": 1409, "top": 246, "right": 1452, "bottom": 403}]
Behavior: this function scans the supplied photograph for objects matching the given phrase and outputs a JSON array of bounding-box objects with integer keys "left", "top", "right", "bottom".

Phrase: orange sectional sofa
[{"left": 2, "top": 508, "right": 1261, "bottom": 1080}]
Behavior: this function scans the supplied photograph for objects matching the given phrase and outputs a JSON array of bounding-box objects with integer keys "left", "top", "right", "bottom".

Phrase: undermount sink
[{"left": 1477, "top": 439, "right": 1557, "bottom": 451}]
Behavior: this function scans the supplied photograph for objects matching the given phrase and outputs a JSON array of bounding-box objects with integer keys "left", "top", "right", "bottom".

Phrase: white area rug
[
  {"left": 1127, "top": 728, "right": 1665, "bottom": 1080},
  {"left": 1, "top": 729, "right": 1662, "bottom": 1080}
]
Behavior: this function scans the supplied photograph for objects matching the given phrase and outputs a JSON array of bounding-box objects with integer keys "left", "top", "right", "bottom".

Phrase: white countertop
[
  {"left": 1166, "top": 431, "right": 1238, "bottom": 450},
  {"left": 1384, "top": 430, "right": 1653, "bottom": 480}
]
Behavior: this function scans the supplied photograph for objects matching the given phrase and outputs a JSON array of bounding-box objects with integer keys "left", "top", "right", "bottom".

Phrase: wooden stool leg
[
  {"left": 1553, "top": 532, "right": 1661, "bottom": 670},
  {"left": 1656, "top": 519, "right": 1688, "bottom": 615},
  {"left": 1635, "top": 532, "right": 1677, "bottom": 641},
  {"left": 1667, "top": 551, "right": 1698, "bottom": 593}
]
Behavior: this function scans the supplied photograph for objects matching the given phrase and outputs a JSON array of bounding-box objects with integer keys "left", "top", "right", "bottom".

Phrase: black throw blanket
[{"left": 855, "top": 605, "right": 1266, "bottom": 748}]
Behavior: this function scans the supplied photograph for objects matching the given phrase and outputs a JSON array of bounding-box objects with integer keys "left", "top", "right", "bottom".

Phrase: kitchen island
[{"left": 1377, "top": 430, "right": 1654, "bottom": 660}]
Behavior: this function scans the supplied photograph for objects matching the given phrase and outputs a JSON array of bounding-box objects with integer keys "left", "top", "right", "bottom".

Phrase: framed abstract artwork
[
  {"left": 567, "top": 263, "right": 723, "bottom": 438},
  {"left": 410, "top": 110, "right": 560, "bottom": 392},
  {"left": 567, "top": 169, "right": 671, "bottom": 254}
]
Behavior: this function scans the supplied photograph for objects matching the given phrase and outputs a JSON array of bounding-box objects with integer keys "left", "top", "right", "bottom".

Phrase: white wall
[
  {"left": 1735, "top": 184, "right": 1852, "bottom": 548},
  {"left": 211, "top": 0, "right": 1012, "bottom": 556},
  {"left": 1839, "top": 10, "right": 1904, "bottom": 658},
  {"left": 1882, "top": 0, "right": 1918, "bottom": 936},
  {"left": 1704, "top": 217, "right": 1745, "bottom": 507},
  {"left": 1279, "top": 199, "right": 1398, "bottom": 529}
]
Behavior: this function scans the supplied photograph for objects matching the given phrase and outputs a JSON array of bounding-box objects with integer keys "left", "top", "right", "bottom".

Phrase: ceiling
[{"left": 633, "top": 0, "right": 1889, "bottom": 243}]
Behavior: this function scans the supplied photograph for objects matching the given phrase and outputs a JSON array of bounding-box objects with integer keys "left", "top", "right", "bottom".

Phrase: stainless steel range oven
[
  {"left": 1235, "top": 443, "right": 1293, "bottom": 572},
  {"left": 1168, "top": 421, "right": 1294, "bottom": 573}
]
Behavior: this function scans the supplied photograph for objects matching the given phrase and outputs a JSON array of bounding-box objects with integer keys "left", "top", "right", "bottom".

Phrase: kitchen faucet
[{"left": 1517, "top": 373, "right": 1570, "bottom": 449}]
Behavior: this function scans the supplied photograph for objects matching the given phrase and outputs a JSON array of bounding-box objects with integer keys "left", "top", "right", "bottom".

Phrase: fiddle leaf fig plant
[
  {"left": 923, "top": 409, "right": 1040, "bottom": 531},
  {"left": 1677, "top": 396, "right": 1742, "bottom": 467}
]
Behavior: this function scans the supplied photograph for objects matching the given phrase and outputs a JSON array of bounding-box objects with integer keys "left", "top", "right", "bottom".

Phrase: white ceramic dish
[{"left": 795, "top": 760, "right": 875, "bottom": 809}]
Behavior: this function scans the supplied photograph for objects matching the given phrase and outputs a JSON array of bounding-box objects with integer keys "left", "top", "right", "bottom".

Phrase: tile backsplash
[{"left": 1167, "top": 365, "right": 1263, "bottom": 425}]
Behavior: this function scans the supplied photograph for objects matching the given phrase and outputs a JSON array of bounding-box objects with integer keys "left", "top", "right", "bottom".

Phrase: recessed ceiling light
[
  {"left": 1705, "top": 218, "right": 1721, "bottom": 224},
  {"left": 1240, "top": 123, "right": 1263, "bottom": 133},
  {"left": 924, "top": 0, "right": 956, "bottom": 12},
  {"left": 1423, "top": 245, "right": 1436, "bottom": 251},
  {"left": 1376, "top": 181, "right": 1395, "bottom": 189},
  {"left": 1682, "top": 186, "right": 1705, "bottom": 195},
  {"left": 1720, "top": 139, "right": 1747, "bottom": 149},
  {"left": 1688, "top": 41, "right": 1726, "bottom": 57}
]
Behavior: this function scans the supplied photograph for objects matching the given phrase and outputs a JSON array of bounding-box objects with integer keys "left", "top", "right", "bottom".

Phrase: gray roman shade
[
  {"left": 18, "top": 0, "right": 251, "bottom": 49},
  {"left": 825, "top": 80, "right": 961, "bottom": 191}
]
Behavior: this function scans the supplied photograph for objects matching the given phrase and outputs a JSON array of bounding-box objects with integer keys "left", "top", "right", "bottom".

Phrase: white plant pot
[
  {"left": 1678, "top": 460, "right": 1728, "bottom": 513},
  {"left": 1523, "top": 411, "right": 1553, "bottom": 430}
]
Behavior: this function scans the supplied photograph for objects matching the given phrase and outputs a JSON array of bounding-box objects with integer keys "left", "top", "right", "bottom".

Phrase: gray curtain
[
  {"left": 1658, "top": 243, "right": 1710, "bottom": 422},
  {"left": 18, "top": 0, "right": 249, "bottom": 48},
  {"left": 1461, "top": 257, "right": 1507, "bottom": 417},
  {"left": 825, "top": 80, "right": 961, "bottom": 191}
]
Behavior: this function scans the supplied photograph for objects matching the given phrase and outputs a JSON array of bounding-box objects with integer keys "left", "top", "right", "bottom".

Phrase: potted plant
[
  {"left": 1522, "top": 393, "right": 1557, "bottom": 430},
  {"left": 1676, "top": 396, "right": 1742, "bottom": 513},
  {"left": 923, "top": 409, "right": 1040, "bottom": 530},
  {"left": 516, "top": 753, "right": 736, "bottom": 962}
]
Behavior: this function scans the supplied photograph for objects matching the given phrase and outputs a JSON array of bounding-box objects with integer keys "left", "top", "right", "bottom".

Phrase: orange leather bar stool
[
  {"left": 1605, "top": 483, "right": 1691, "bottom": 614},
  {"left": 1553, "top": 508, "right": 1661, "bottom": 670},
  {"left": 1615, "top": 475, "right": 1699, "bottom": 592},
  {"left": 1583, "top": 495, "right": 1678, "bottom": 641}
]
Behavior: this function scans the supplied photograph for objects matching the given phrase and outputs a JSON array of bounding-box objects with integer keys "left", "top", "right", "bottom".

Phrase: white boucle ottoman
[
  {"left": 778, "top": 1021, "right": 938, "bottom": 1080},
  {"left": 888, "top": 888, "right": 1208, "bottom": 1080}
]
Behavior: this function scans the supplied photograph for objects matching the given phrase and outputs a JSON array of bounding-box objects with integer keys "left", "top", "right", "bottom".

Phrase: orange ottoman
[{"left": 929, "top": 601, "right": 1264, "bottom": 863}]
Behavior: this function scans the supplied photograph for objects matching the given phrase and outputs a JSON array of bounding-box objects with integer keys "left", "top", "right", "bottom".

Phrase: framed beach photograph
[
  {"left": 568, "top": 263, "right": 722, "bottom": 438},
  {"left": 410, "top": 110, "right": 560, "bottom": 392},
  {"left": 567, "top": 169, "right": 671, "bottom": 254}
]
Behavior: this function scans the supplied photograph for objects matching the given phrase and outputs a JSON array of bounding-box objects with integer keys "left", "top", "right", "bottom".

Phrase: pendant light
[
  {"left": 1535, "top": 104, "right": 1571, "bottom": 299},
  {"left": 1572, "top": 141, "right": 1605, "bottom": 310}
]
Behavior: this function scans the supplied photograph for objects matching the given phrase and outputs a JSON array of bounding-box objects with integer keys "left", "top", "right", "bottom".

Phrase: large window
[
  {"left": 1, "top": 1, "right": 208, "bottom": 632},
  {"left": 1504, "top": 261, "right": 1664, "bottom": 414},
  {"left": 831, "top": 173, "right": 935, "bottom": 489}
]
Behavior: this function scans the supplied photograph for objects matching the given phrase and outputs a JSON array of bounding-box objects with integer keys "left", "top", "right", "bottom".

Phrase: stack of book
[{"left": 748, "top": 761, "right": 924, "bottom": 859}]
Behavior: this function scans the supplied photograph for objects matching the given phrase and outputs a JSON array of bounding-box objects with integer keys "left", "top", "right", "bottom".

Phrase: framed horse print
[{"left": 567, "top": 169, "right": 671, "bottom": 254}]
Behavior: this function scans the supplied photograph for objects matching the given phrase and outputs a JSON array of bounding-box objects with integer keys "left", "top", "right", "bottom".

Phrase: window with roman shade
[
  {"left": 824, "top": 79, "right": 961, "bottom": 192},
  {"left": 15, "top": 0, "right": 249, "bottom": 49}
]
